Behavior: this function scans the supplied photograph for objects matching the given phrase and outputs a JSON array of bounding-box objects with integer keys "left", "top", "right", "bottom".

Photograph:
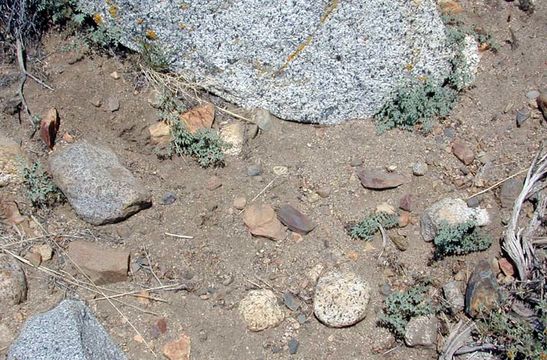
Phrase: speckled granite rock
[
  {"left": 76, "top": 0, "right": 456, "bottom": 124},
  {"left": 8, "top": 300, "right": 126, "bottom": 360},
  {"left": 313, "top": 270, "right": 370, "bottom": 327},
  {"left": 48, "top": 141, "right": 151, "bottom": 225}
]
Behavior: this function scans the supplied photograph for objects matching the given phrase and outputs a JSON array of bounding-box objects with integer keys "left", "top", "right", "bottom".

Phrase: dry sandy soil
[{"left": 0, "top": 1, "right": 546, "bottom": 359}]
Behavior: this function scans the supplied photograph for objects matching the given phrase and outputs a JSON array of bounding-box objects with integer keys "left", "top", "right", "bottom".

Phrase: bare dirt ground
[{"left": 1, "top": 1, "right": 546, "bottom": 359}]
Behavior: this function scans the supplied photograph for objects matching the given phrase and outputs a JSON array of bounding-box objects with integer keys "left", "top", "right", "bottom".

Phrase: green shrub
[
  {"left": 433, "top": 221, "right": 492, "bottom": 260},
  {"left": 167, "top": 121, "right": 227, "bottom": 168},
  {"left": 21, "top": 161, "right": 64, "bottom": 208},
  {"left": 379, "top": 285, "right": 434, "bottom": 338},
  {"left": 375, "top": 79, "right": 457, "bottom": 133},
  {"left": 477, "top": 302, "right": 546, "bottom": 359},
  {"left": 350, "top": 211, "right": 399, "bottom": 241}
]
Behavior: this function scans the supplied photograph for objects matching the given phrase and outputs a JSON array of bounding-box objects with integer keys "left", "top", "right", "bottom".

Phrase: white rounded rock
[
  {"left": 239, "top": 289, "right": 285, "bottom": 331},
  {"left": 313, "top": 270, "right": 370, "bottom": 327}
]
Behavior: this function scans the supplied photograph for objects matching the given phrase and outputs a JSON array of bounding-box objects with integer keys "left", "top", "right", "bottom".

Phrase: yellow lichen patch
[
  {"left": 92, "top": 13, "right": 103, "bottom": 25},
  {"left": 146, "top": 29, "right": 158, "bottom": 40},
  {"left": 108, "top": 5, "right": 118, "bottom": 18},
  {"left": 179, "top": 3, "right": 189, "bottom": 10},
  {"left": 405, "top": 63, "right": 414, "bottom": 71},
  {"left": 418, "top": 75, "right": 428, "bottom": 82},
  {"left": 136, "top": 18, "right": 144, "bottom": 25},
  {"left": 179, "top": 22, "right": 188, "bottom": 30},
  {"left": 321, "top": 0, "right": 340, "bottom": 24}
]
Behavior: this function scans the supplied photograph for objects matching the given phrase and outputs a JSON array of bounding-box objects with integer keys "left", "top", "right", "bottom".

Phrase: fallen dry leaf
[
  {"left": 40, "top": 108, "right": 60, "bottom": 149},
  {"left": 179, "top": 103, "right": 214, "bottom": 134}
]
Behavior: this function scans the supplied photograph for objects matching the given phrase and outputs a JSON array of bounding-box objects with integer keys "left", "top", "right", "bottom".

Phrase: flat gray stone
[
  {"left": 76, "top": 0, "right": 456, "bottom": 124},
  {"left": 8, "top": 300, "right": 126, "bottom": 360},
  {"left": 443, "top": 281, "right": 464, "bottom": 314},
  {"left": 48, "top": 141, "right": 151, "bottom": 225},
  {"left": 313, "top": 270, "right": 370, "bottom": 327},
  {"left": 404, "top": 315, "right": 438, "bottom": 348}
]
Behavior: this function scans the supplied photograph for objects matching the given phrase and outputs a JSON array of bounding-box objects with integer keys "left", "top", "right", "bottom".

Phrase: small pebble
[
  {"left": 247, "top": 164, "right": 262, "bottom": 177},
  {"left": 288, "top": 338, "right": 299, "bottom": 355},
  {"left": 466, "top": 196, "right": 480, "bottom": 208},
  {"left": 233, "top": 197, "right": 247, "bottom": 210},
  {"left": 516, "top": 108, "right": 530, "bottom": 127},
  {"left": 412, "top": 162, "right": 428, "bottom": 176},
  {"left": 106, "top": 96, "right": 119, "bottom": 112},
  {"left": 160, "top": 192, "right": 177, "bottom": 205},
  {"left": 350, "top": 158, "right": 363, "bottom": 167},
  {"left": 316, "top": 186, "right": 331, "bottom": 198},
  {"left": 110, "top": 71, "right": 120, "bottom": 80},
  {"left": 297, "top": 313, "right": 307, "bottom": 324},
  {"left": 443, "top": 127, "right": 456, "bottom": 139},
  {"left": 526, "top": 90, "right": 540, "bottom": 100}
]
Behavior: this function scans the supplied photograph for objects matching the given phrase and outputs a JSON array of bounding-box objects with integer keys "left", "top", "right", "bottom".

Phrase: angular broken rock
[
  {"left": 148, "top": 121, "right": 171, "bottom": 145},
  {"left": 420, "top": 198, "right": 489, "bottom": 242},
  {"left": 443, "top": 281, "right": 464, "bottom": 314},
  {"left": 357, "top": 170, "right": 407, "bottom": 190},
  {"left": 465, "top": 260, "right": 500, "bottom": 318},
  {"left": 276, "top": 204, "right": 315, "bottom": 235},
  {"left": 163, "top": 333, "right": 191, "bottom": 360},
  {"left": 243, "top": 204, "right": 286, "bottom": 241},
  {"left": 313, "top": 270, "right": 370, "bottom": 327},
  {"left": 239, "top": 289, "right": 285, "bottom": 331},
  {"left": 48, "top": 141, "right": 152, "bottom": 225},
  {"left": 404, "top": 315, "right": 438, "bottom": 348},
  {"left": 67, "top": 240, "right": 129, "bottom": 285},
  {"left": 219, "top": 122, "right": 244, "bottom": 156},
  {"left": 7, "top": 300, "right": 126, "bottom": 360},
  {"left": 0, "top": 254, "right": 27, "bottom": 306},
  {"left": 179, "top": 103, "right": 215, "bottom": 134},
  {"left": 452, "top": 140, "right": 475, "bottom": 165}
]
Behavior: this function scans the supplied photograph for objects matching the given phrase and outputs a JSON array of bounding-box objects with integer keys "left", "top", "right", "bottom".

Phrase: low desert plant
[
  {"left": 167, "top": 121, "right": 226, "bottom": 168},
  {"left": 433, "top": 220, "right": 492, "bottom": 260},
  {"left": 21, "top": 161, "right": 64, "bottom": 208},
  {"left": 476, "top": 301, "right": 546, "bottom": 359},
  {"left": 350, "top": 211, "right": 399, "bottom": 241},
  {"left": 379, "top": 284, "right": 434, "bottom": 338}
]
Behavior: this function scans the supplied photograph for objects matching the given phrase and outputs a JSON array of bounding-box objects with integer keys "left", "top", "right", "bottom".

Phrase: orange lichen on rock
[
  {"left": 92, "top": 13, "right": 103, "bottom": 24},
  {"left": 146, "top": 29, "right": 158, "bottom": 40}
]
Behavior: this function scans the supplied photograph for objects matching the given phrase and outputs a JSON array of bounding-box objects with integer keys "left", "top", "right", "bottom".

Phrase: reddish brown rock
[
  {"left": 399, "top": 194, "right": 413, "bottom": 212},
  {"left": 67, "top": 241, "right": 129, "bottom": 285},
  {"left": 537, "top": 91, "right": 547, "bottom": 120},
  {"left": 180, "top": 103, "right": 214, "bottom": 134},
  {"left": 206, "top": 176, "right": 222, "bottom": 191},
  {"left": 399, "top": 211, "right": 411, "bottom": 228},
  {"left": 163, "top": 333, "right": 191, "bottom": 360},
  {"left": 277, "top": 204, "right": 315, "bottom": 235},
  {"left": 452, "top": 140, "right": 475, "bottom": 165},
  {"left": 243, "top": 204, "right": 286, "bottom": 241},
  {"left": 498, "top": 258, "right": 515, "bottom": 277},
  {"left": 357, "top": 170, "right": 408, "bottom": 190}
]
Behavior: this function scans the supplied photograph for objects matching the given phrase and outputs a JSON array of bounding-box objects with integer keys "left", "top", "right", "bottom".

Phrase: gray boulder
[
  {"left": 8, "top": 300, "right": 126, "bottom": 360},
  {"left": 48, "top": 141, "right": 151, "bottom": 225},
  {"left": 76, "top": 0, "right": 455, "bottom": 124}
]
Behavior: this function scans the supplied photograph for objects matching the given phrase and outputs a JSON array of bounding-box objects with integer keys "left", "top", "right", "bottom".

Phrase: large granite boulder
[
  {"left": 48, "top": 141, "right": 151, "bottom": 225},
  {"left": 77, "top": 0, "right": 456, "bottom": 124},
  {"left": 8, "top": 300, "right": 127, "bottom": 360}
]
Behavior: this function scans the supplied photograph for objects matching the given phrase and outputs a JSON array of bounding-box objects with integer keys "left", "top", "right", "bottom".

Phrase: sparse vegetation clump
[
  {"left": 433, "top": 220, "right": 492, "bottom": 260},
  {"left": 167, "top": 121, "right": 227, "bottom": 168},
  {"left": 21, "top": 161, "right": 64, "bottom": 208},
  {"left": 379, "top": 285, "right": 434, "bottom": 338},
  {"left": 350, "top": 211, "right": 399, "bottom": 241},
  {"left": 374, "top": 15, "right": 499, "bottom": 133},
  {"left": 374, "top": 79, "right": 457, "bottom": 133},
  {"left": 477, "top": 302, "right": 547, "bottom": 359}
]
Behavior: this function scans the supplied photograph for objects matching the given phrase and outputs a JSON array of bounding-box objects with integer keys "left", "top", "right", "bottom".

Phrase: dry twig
[{"left": 503, "top": 147, "right": 547, "bottom": 280}]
